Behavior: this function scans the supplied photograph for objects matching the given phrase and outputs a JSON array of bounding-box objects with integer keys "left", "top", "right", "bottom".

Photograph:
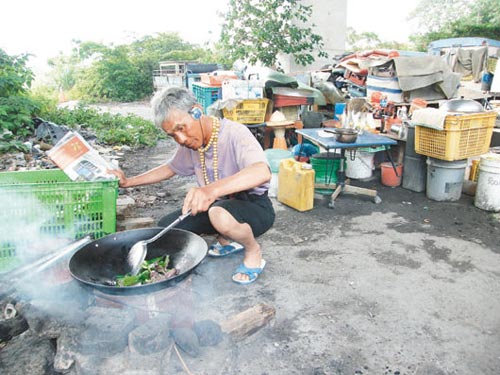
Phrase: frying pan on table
[{"left": 69, "top": 228, "right": 207, "bottom": 295}]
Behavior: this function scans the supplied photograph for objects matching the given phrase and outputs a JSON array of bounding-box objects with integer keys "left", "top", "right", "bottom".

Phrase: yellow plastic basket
[
  {"left": 415, "top": 112, "right": 496, "bottom": 161},
  {"left": 222, "top": 98, "right": 269, "bottom": 124},
  {"left": 488, "top": 57, "right": 498, "bottom": 74}
]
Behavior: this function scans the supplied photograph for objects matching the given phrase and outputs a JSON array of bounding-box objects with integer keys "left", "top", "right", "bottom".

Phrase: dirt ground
[{"left": 101, "top": 102, "right": 500, "bottom": 375}]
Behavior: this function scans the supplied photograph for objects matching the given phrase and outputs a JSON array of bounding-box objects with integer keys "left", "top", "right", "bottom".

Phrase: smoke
[{"left": 0, "top": 188, "right": 74, "bottom": 274}]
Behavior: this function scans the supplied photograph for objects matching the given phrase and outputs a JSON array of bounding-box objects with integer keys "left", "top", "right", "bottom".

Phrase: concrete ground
[{"left": 102, "top": 102, "right": 500, "bottom": 375}]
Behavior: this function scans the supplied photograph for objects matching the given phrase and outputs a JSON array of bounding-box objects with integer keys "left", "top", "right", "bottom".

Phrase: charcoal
[
  {"left": 76, "top": 306, "right": 135, "bottom": 356},
  {"left": 0, "top": 332, "right": 55, "bottom": 375},
  {"left": 170, "top": 327, "right": 200, "bottom": 357},
  {"left": 0, "top": 314, "right": 29, "bottom": 341},
  {"left": 193, "top": 319, "right": 223, "bottom": 346},
  {"left": 128, "top": 315, "right": 172, "bottom": 355}
]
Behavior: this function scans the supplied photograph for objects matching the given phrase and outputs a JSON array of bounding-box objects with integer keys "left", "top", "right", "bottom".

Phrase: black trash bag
[{"left": 33, "top": 118, "right": 71, "bottom": 144}]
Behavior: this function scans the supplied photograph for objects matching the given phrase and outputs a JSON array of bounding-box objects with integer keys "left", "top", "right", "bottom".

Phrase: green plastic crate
[{"left": 0, "top": 169, "right": 118, "bottom": 272}]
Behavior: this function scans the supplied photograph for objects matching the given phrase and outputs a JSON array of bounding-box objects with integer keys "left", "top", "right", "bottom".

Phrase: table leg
[
  {"left": 327, "top": 148, "right": 382, "bottom": 208},
  {"left": 384, "top": 146, "right": 399, "bottom": 177}
]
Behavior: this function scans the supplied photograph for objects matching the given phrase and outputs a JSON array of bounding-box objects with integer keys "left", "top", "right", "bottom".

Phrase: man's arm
[
  {"left": 108, "top": 163, "right": 177, "bottom": 188},
  {"left": 183, "top": 161, "right": 271, "bottom": 214}
]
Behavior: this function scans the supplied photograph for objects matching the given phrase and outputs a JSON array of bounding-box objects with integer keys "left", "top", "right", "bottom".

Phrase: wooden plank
[{"left": 220, "top": 303, "right": 275, "bottom": 341}]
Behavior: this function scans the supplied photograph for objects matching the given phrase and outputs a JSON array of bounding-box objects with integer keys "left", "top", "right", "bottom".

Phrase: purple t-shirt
[{"left": 167, "top": 118, "right": 270, "bottom": 195}]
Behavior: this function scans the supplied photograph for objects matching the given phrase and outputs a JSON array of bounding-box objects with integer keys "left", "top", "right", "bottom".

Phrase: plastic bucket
[
  {"left": 474, "top": 153, "right": 500, "bottom": 212},
  {"left": 268, "top": 173, "right": 278, "bottom": 198},
  {"left": 346, "top": 151, "right": 375, "bottom": 179},
  {"left": 265, "top": 149, "right": 292, "bottom": 173},
  {"left": 310, "top": 152, "right": 343, "bottom": 194},
  {"left": 481, "top": 72, "right": 493, "bottom": 91},
  {"left": 426, "top": 158, "right": 467, "bottom": 201},
  {"left": 381, "top": 162, "right": 403, "bottom": 187},
  {"left": 402, "top": 155, "right": 426, "bottom": 192}
]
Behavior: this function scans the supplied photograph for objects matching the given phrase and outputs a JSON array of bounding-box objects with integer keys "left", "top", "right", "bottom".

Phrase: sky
[{"left": 0, "top": 0, "right": 420, "bottom": 75}]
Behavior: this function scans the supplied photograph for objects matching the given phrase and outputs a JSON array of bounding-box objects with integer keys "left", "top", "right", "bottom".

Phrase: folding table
[{"left": 295, "top": 128, "right": 398, "bottom": 208}]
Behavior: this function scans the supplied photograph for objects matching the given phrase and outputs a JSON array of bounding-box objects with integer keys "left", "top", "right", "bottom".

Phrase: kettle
[{"left": 390, "top": 120, "right": 408, "bottom": 139}]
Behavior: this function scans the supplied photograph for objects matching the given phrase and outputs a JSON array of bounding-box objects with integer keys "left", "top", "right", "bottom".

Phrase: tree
[
  {"left": 219, "top": 0, "right": 327, "bottom": 71},
  {"left": 409, "top": 0, "right": 472, "bottom": 33},
  {"left": 75, "top": 45, "right": 148, "bottom": 102},
  {"left": 345, "top": 28, "right": 411, "bottom": 53},
  {"left": 346, "top": 28, "right": 381, "bottom": 51},
  {"left": 409, "top": 0, "right": 500, "bottom": 50},
  {"left": 0, "top": 49, "right": 39, "bottom": 152},
  {"left": 48, "top": 33, "right": 218, "bottom": 102},
  {"left": 47, "top": 53, "right": 79, "bottom": 92}
]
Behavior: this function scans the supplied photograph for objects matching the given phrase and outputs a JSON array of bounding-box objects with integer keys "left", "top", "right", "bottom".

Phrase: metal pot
[
  {"left": 69, "top": 228, "right": 207, "bottom": 295},
  {"left": 325, "top": 128, "right": 359, "bottom": 143},
  {"left": 440, "top": 99, "right": 484, "bottom": 113}
]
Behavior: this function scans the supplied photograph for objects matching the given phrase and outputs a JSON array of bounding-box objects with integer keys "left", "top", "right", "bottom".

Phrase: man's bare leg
[{"left": 208, "top": 206, "right": 262, "bottom": 282}]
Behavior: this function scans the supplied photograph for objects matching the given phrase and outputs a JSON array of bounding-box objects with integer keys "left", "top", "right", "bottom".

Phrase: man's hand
[
  {"left": 183, "top": 186, "right": 217, "bottom": 215},
  {"left": 107, "top": 169, "right": 129, "bottom": 187}
]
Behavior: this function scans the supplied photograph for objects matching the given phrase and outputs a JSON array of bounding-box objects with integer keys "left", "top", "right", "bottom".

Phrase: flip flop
[
  {"left": 232, "top": 259, "right": 266, "bottom": 285},
  {"left": 208, "top": 241, "right": 245, "bottom": 257}
]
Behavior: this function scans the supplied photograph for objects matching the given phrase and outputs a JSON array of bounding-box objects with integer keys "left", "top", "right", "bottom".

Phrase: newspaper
[{"left": 47, "top": 131, "right": 116, "bottom": 182}]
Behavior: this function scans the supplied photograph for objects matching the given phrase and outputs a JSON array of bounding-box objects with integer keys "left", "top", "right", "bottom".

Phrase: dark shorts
[{"left": 158, "top": 192, "right": 275, "bottom": 238}]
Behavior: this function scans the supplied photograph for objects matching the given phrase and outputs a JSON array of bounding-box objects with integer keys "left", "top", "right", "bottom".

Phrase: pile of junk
[{"left": 302, "top": 48, "right": 499, "bottom": 136}]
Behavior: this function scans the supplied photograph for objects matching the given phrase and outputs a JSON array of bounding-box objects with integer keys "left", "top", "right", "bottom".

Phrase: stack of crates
[
  {"left": 0, "top": 169, "right": 118, "bottom": 273},
  {"left": 192, "top": 82, "right": 222, "bottom": 114}
]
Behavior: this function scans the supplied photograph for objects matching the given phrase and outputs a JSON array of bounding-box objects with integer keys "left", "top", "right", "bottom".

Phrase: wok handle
[
  {"left": 2, "top": 236, "right": 92, "bottom": 281},
  {"left": 144, "top": 210, "right": 192, "bottom": 244}
]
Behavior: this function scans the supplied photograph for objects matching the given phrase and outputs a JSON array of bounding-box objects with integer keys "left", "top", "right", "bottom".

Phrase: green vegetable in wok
[{"left": 115, "top": 255, "right": 176, "bottom": 287}]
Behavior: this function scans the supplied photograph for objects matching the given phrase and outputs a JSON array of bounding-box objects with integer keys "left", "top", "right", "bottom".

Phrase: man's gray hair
[{"left": 150, "top": 87, "right": 198, "bottom": 128}]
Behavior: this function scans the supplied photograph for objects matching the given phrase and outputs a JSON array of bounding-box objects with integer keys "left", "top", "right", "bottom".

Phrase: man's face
[{"left": 161, "top": 108, "right": 203, "bottom": 150}]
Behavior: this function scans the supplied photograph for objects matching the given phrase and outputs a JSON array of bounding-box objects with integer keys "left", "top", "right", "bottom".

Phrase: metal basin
[{"left": 440, "top": 99, "right": 484, "bottom": 113}]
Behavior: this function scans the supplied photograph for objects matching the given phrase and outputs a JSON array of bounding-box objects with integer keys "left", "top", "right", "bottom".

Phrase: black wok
[{"left": 69, "top": 228, "right": 207, "bottom": 295}]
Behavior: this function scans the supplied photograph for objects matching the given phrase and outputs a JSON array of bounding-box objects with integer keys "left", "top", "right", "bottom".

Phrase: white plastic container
[
  {"left": 268, "top": 173, "right": 278, "bottom": 198},
  {"left": 346, "top": 151, "right": 374, "bottom": 179},
  {"left": 474, "top": 153, "right": 500, "bottom": 212}
]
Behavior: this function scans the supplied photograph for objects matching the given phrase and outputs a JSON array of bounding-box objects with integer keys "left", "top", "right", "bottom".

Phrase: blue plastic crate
[{"left": 192, "top": 83, "right": 222, "bottom": 114}]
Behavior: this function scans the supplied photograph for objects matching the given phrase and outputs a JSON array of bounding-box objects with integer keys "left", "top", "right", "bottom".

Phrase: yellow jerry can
[{"left": 277, "top": 158, "right": 315, "bottom": 212}]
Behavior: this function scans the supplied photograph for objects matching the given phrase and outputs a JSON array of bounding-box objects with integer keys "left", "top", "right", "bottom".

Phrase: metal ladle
[{"left": 127, "top": 210, "right": 192, "bottom": 275}]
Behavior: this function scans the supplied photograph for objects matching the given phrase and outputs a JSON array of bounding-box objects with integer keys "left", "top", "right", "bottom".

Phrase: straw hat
[{"left": 266, "top": 110, "right": 294, "bottom": 127}]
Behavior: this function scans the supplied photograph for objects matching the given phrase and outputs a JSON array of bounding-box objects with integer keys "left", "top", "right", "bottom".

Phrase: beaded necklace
[{"left": 198, "top": 116, "right": 220, "bottom": 185}]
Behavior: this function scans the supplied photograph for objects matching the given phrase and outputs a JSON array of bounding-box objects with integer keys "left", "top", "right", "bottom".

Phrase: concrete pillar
[{"left": 278, "top": 0, "right": 347, "bottom": 74}]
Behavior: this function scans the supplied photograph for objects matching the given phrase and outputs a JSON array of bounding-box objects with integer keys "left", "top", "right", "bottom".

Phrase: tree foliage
[
  {"left": 48, "top": 33, "right": 217, "bottom": 102},
  {"left": 346, "top": 28, "right": 381, "bottom": 51},
  {"left": 74, "top": 44, "right": 149, "bottom": 102},
  {"left": 345, "top": 28, "right": 412, "bottom": 53},
  {"left": 0, "top": 49, "right": 40, "bottom": 152},
  {"left": 409, "top": 0, "right": 500, "bottom": 50},
  {"left": 219, "top": 0, "right": 327, "bottom": 71},
  {"left": 409, "top": 0, "right": 472, "bottom": 33}
]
